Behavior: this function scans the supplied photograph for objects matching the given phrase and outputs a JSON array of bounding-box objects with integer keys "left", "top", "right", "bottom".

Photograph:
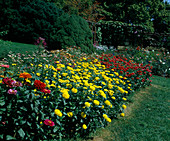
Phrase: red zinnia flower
[
  {"left": 2, "top": 77, "right": 14, "bottom": 87},
  {"left": 34, "top": 80, "right": 46, "bottom": 90},
  {"left": 142, "top": 79, "right": 145, "bottom": 82}
]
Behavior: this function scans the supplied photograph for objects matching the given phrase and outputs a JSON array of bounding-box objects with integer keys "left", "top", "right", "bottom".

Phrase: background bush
[
  {"left": 55, "top": 14, "right": 94, "bottom": 53},
  {"left": 1, "top": 0, "right": 93, "bottom": 53}
]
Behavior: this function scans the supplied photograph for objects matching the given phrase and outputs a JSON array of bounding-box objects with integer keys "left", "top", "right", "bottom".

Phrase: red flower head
[
  {"left": 2, "top": 77, "right": 14, "bottom": 87},
  {"left": 44, "top": 119, "right": 55, "bottom": 127},
  {"left": 136, "top": 46, "right": 140, "bottom": 50},
  {"left": 142, "top": 79, "right": 145, "bottom": 82},
  {"left": 34, "top": 80, "right": 46, "bottom": 90}
]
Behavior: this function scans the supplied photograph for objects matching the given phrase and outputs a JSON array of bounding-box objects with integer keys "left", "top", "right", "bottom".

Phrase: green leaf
[
  {"left": 0, "top": 108, "right": 6, "bottom": 112},
  {"left": 0, "top": 135, "right": 3, "bottom": 139},
  {"left": 0, "top": 101, "right": 5, "bottom": 106},
  {"left": 24, "top": 90, "right": 29, "bottom": 94},
  {"left": 53, "top": 127, "right": 59, "bottom": 133},
  {"left": 6, "top": 135, "right": 16, "bottom": 140},
  {"left": 18, "top": 128, "right": 25, "bottom": 138},
  {"left": 20, "top": 120, "right": 26, "bottom": 125}
]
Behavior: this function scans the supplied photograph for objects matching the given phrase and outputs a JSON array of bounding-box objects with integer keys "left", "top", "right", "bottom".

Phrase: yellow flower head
[
  {"left": 82, "top": 124, "right": 87, "bottom": 129},
  {"left": 122, "top": 97, "right": 127, "bottom": 101},
  {"left": 71, "top": 88, "right": 78, "bottom": 93},
  {"left": 93, "top": 100, "right": 100, "bottom": 106},
  {"left": 81, "top": 112, "right": 86, "bottom": 118},
  {"left": 106, "top": 117, "right": 112, "bottom": 122},
  {"left": 98, "top": 90, "right": 106, "bottom": 98},
  {"left": 67, "top": 112, "right": 73, "bottom": 117},
  {"left": 122, "top": 105, "right": 127, "bottom": 109},
  {"left": 104, "top": 100, "right": 111, "bottom": 106},
  {"left": 103, "top": 114, "right": 108, "bottom": 119},
  {"left": 90, "top": 86, "right": 95, "bottom": 91},
  {"left": 85, "top": 102, "right": 91, "bottom": 107},
  {"left": 101, "top": 105, "right": 104, "bottom": 109},
  {"left": 62, "top": 91, "right": 70, "bottom": 99},
  {"left": 54, "top": 109, "right": 62, "bottom": 117},
  {"left": 112, "top": 96, "right": 116, "bottom": 100},
  {"left": 120, "top": 113, "right": 125, "bottom": 117}
]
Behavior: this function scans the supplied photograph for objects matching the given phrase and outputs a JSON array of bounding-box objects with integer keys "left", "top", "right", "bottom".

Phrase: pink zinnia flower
[
  {"left": 11, "top": 81, "right": 22, "bottom": 87},
  {"left": 0, "top": 64, "right": 9, "bottom": 68},
  {"left": 40, "top": 89, "right": 51, "bottom": 94},
  {"left": 44, "top": 119, "right": 55, "bottom": 127},
  {"left": 8, "top": 89, "right": 17, "bottom": 95}
]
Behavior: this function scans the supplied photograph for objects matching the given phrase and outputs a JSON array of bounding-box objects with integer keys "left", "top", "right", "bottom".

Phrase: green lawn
[
  {"left": 0, "top": 40, "right": 37, "bottom": 60},
  {"left": 80, "top": 75, "right": 170, "bottom": 141}
]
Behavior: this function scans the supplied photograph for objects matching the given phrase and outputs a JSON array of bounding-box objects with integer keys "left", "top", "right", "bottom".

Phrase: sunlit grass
[{"left": 0, "top": 40, "right": 36, "bottom": 60}]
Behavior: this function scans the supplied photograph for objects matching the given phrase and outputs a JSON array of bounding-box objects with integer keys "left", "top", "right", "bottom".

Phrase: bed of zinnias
[{"left": 0, "top": 46, "right": 153, "bottom": 140}]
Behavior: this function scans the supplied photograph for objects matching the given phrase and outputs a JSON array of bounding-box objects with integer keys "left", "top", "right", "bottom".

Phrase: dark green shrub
[
  {"left": 2, "top": 0, "right": 63, "bottom": 50},
  {"left": 54, "top": 14, "right": 94, "bottom": 53},
  {"left": 1, "top": 0, "right": 93, "bottom": 53}
]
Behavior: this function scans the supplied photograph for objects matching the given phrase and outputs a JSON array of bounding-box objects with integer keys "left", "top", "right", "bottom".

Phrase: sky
[{"left": 164, "top": 0, "right": 170, "bottom": 3}]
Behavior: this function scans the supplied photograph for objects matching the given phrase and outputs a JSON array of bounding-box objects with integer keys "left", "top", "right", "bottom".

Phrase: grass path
[{"left": 80, "top": 76, "right": 170, "bottom": 141}]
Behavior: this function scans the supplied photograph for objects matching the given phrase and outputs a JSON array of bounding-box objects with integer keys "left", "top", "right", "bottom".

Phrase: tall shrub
[{"left": 54, "top": 14, "right": 94, "bottom": 53}]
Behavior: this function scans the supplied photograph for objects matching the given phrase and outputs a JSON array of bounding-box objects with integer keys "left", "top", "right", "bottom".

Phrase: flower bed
[
  {"left": 0, "top": 47, "right": 153, "bottom": 140},
  {"left": 98, "top": 54, "right": 153, "bottom": 90}
]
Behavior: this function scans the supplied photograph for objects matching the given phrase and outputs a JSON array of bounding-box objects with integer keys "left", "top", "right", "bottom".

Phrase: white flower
[{"left": 162, "top": 62, "right": 165, "bottom": 64}]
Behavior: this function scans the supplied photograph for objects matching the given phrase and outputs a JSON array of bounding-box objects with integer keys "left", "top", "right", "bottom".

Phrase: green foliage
[
  {"left": 1, "top": 0, "right": 93, "bottom": 52},
  {"left": 55, "top": 14, "right": 94, "bottom": 53},
  {"left": 1, "top": 0, "right": 63, "bottom": 50},
  {"left": 96, "top": 0, "right": 169, "bottom": 42},
  {"left": 96, "top": 21, "right": 149, "bottom": 48}
]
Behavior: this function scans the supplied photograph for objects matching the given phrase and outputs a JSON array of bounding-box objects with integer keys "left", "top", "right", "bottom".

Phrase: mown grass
[
  {"left": 79, "top": 75, "right": 170, "bottom": 141},
  {"left": 0, "top": 40, "right": 36, "bottom": 60}
]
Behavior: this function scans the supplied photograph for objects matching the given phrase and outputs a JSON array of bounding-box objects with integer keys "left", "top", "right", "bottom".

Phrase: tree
[{"left": 97, "top": 0, "right": 169, "bottom": 33}]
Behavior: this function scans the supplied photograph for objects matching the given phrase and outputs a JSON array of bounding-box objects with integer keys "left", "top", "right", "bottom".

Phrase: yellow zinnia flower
[
  {"left": 54, "top": 109, "right": 62, "bottom": 117},
  {"left": 85, "top": 102, "right": 90, "bottom": 107},
  {"left": 122, "top": 105, "right": 127, "bottom": 109},
  {"left": 120, "top": 113, "right": 125, "bottom": 117},
  {"left": 67, "top": 112, "right": 73, "bottom": 117},
  {"left": 93, "top": 100, "right": 100, "bottom": 106},
  {"left": 71, "top": 88, "right": 78, "bottom": 93},
  {"left": 81, "top": 112, "right": 86, "bottom": 118},
  {"left": 104, "top": 100, "right": 111, "bottom": 106},
  {"left": 62, "top": 92, "right": 70, "bottom": 99},
  {"left": 82, "top": 124, "right": 87, "bottom": 129}
]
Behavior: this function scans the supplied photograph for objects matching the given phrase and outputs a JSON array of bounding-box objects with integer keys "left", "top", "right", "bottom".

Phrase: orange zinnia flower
[{"left": 19, "top": 72, "right": 32, "bottom": 79}]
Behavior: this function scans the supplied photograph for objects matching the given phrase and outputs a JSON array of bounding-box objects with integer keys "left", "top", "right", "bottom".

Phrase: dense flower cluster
[
  {"left": 98, "top": 54, "right": 153, "bottom": 89},
  {"left": 0, "top": 47, "right": 155, "bottom": 140}
]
